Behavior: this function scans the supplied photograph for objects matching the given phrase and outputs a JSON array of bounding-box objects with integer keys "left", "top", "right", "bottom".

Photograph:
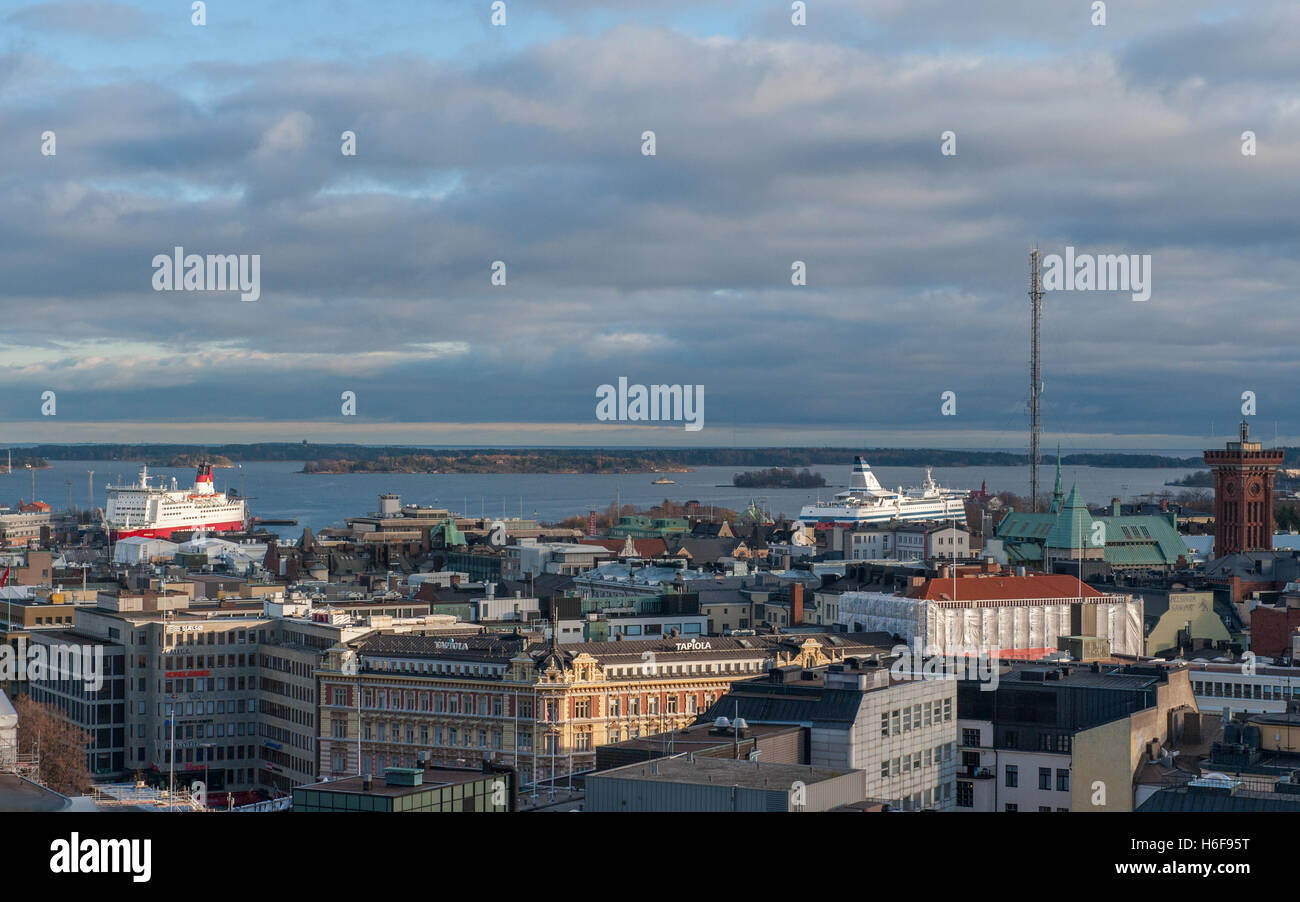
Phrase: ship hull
[{"left": 111, "top": 519, "right": 246, "bottom": 541}]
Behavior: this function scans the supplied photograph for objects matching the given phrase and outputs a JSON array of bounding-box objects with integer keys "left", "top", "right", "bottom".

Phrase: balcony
[{"left": 961, "top": 765, "right": 994, "bottom": 779}]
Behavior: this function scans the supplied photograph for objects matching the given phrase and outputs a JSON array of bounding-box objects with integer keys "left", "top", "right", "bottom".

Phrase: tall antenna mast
[{"left": 1029, "top": 247, "right": 1044, "bottom": 512}]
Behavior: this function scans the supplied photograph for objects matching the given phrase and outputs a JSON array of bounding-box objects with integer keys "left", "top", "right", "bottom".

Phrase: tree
[{"left": 13, "top": 695, "right": 93, "bottom": 796}]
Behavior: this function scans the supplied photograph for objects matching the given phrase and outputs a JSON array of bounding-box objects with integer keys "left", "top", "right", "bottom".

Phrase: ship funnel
[
  {"left": 194, "top": 462, "right": 215, "bottom": 494},
  {"left": 850, "top": 456, "right": 883, "bottom": 492}
]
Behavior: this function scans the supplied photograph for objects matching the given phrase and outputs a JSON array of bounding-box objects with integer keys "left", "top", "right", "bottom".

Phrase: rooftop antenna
[{"left": 1028, "top": 246, "right": 1044, "bottom": 512}]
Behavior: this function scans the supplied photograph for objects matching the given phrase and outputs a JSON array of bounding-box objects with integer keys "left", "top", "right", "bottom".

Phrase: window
[
  {"left": 962, "top": 728, "right": 981, "bottom": 747},
  {"left": 1056, "top": 769, "right": 1070, "bottom": 792},
  {"left": 1005, "top": 765, "right": 1018, "bottom": 788},
  {"left": 1005, "top": 803, "right": 1018, "bottom": 812},
  {"left": 1039, "top": 768, "right": 1051, "bottom": 790},
  {"left": 956, "top": 782, "right": 973, "bottom": 808}
]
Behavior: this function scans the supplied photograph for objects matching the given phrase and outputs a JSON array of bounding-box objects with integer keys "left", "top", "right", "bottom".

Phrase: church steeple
[{"left": 1049, "top": 444, "right": 1064, "bottom": 514}]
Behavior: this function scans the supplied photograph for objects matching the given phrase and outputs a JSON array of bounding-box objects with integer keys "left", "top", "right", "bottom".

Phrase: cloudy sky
[{"left": 1, "top": 0, "right": 1297, "bottom": 450}]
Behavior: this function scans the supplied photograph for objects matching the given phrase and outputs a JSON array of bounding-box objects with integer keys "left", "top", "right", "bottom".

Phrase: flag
[{"left": 1, "top": 566, "right": 9, "bottom": 588}]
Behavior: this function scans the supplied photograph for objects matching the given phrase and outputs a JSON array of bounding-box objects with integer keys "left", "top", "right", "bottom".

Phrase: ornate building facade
[{"left": 316, "top": 631, "right": 887, "bottom": 788}]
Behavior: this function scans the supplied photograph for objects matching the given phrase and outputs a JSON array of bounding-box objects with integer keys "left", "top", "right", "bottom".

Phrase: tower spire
[{"left": 1049, "top": 445, "right": 1064, "bottom": 513}]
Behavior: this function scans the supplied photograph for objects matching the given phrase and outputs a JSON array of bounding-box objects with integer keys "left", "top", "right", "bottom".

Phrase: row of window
[
  {"left": 1004, "top": 765, "right": 1069, "bottom": 791},
  {"left": 164, "top": 675, "right": 253, "bottom": 694},
  {"left": 152, "top": 627, "right": 265, "bottom": 649},
  {"left": 1193, "top": 679, "right": 1297, "bottom": 701},
  {"left": 880, "top": 698, "right": 953, "bottom": 737},
  {"left": 369, "top": 659, "right": 506, "bottom": 677},
  {"left": 880, "top": 742, "right": 955, "bottom": 779},
  {"left": 164, "top": 698, "right": 254, "bottom": 717},
  {"left": 892, "top": 782, "right": 953, "bottom": 811}
]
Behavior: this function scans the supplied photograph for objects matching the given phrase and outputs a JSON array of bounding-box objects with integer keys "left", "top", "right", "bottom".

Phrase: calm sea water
[{"left": 10, "top": 459, "right": 1205, "bottom": 540}]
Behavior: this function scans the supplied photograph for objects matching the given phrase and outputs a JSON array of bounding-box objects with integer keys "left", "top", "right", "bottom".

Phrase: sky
[{"left": 1, "top": 0, "right": 1298, "bottom": 451}]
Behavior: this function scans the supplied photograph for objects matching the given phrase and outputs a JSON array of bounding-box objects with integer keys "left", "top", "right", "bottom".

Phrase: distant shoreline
[{"left": 11, "top": 444, "right": 1210, "bottom": 473}]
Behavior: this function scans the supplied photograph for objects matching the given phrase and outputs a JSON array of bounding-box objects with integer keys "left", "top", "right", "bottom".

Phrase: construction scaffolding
[{"left": 89, "top": 781, "right": 210, "bottom": 811}]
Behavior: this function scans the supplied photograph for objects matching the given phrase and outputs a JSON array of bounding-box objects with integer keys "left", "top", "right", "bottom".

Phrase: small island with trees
[{"left": 732, "top": 467, "right": 826, "bottom": 489}]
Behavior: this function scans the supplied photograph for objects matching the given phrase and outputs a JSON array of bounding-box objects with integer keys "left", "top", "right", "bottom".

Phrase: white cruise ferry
[
  {"left": 798, "top": 457, "right": 968, "bottom": 527},
  {"left": 105, "top": 463, "right": 247, "bottom": 540}
]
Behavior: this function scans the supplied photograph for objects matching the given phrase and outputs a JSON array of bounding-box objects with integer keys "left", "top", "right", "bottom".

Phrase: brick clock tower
[{"left": 1203, "top": 420, "right": 1284, "bottom": 560}]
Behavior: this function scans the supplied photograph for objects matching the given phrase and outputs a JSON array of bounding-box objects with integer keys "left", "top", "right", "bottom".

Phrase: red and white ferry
[{"left": 106, "top": 463, "right": 247, "bottom": 540}]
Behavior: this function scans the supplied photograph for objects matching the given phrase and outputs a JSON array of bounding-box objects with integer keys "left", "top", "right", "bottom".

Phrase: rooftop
[
  {"left": 298, "top": 766, "right": 497, "bottom": 798},
  {"left": 591, "top": 756, "right": 851, "bottom": 789}
]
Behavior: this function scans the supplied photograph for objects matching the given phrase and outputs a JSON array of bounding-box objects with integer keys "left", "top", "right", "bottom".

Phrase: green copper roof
[
  {"left": 995, "top": 488, "right": 1190, "bottom": 567},
  {"left": 1045, "top": 483, "right": 1097, "bottom": 549}
]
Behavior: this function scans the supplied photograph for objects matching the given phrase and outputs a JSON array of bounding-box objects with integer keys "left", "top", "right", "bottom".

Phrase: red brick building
[{"left": 1204, "top": 420, "right": 1284, "bottom": 560}]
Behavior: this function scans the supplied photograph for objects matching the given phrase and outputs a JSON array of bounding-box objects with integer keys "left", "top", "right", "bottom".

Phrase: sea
[{"left": 11, "top": 459, "right": 1209, "bottom": 541}]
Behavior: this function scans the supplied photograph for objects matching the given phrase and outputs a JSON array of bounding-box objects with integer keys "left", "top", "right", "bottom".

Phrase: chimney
[
  {"left": 791, "top": 582, "right": 804, "bottom": 626},
  {"left": 1111, "top": 498, "right": 1121, "bottom": 517}
]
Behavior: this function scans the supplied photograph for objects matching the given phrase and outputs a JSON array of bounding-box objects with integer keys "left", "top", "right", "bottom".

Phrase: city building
[
  {"left": 26, "top": 588, "right": 369, "bottom": 792},
  {"left": 502, "top": 541, "right": 613, "bottom": 581},
  {"left": 593, "top": 720, "right": 806, "bottom": 770},
  {"left": 1186, "top": 660, "right": 1300, "bottom": 716},
  {"left": 544, "top": 592, "right": 706, "bottom": 643},
  {"left": 702, "top": 656, "right": 958, "bottom": 811},
  {"left": 955, "top": 660, "right": 1199, "bottom": 812},
  {"left": 25, "top": 630, "right": 128, "bottom": 777},
  {"left": 837, "top": 564, "right": 1144, "bottom": 659},
  {"left": 838, "top": 521, "right": 970, "bottom": 562},
  {"left": 993, "top": 469, "right": 1188, "bottom": 573},
  {"left": 1204, "top": 420, "right": 1284, "bottom": 559},
  {"left": 293, "top": 763, "right": 516, "bottom": 812},
  {"left": 605, "top": 516, "right": 690, "bottom": 539},
  {"left": 1137, "top": 774, "right": 1300, "bottom": 812},
  {"left": 585, "top": 757, "right": 868, "bottom": 812},
  {"left": 315, "top": 631, "right": 889, "bottom": 790}
]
